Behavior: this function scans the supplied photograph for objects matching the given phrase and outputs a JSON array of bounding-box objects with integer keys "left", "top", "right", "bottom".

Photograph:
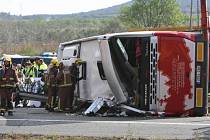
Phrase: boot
[
  {"left": 8, "top": 110, "right": 13, "bottom": 116},
  {"left": 0, "top": 108, "right": 6, "bottom": 116}
]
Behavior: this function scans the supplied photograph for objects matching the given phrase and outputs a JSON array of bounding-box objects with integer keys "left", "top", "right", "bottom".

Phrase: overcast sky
[{"left": 0, "top": 0, "right": 131, "bottom": 15}]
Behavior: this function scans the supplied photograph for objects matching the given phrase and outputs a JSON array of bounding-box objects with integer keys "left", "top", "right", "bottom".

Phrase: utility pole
[
  {"left": 190, "top": 0, "right": 193, "bottom": 29},
  {"left": 197, "top": 0, "right": 200, "bottom": 27},
  {"left": 200, "top": 0, "right": 209, "bottom": 114},
  {"left": 201, "top": 0, "right": 209, "bottom": 40}
]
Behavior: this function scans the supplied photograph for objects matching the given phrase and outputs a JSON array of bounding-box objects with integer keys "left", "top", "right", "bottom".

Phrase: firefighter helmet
[
  {"left": 4, "top": 56, "right": 12, "bottom": 65},
  {"left": 75, "top": 58, "right": 82, "bottom": 65},
  {"left": 51, "top": 58, "right": 59, "bottom": 66}
]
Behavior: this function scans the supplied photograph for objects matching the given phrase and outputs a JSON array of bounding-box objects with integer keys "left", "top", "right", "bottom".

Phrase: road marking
[{"left": 0, "top": 118, "right": 210, "bottom": 126}]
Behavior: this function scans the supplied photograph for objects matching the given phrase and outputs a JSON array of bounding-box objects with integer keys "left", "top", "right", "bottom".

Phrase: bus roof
[{"left": 60, "top": 31, "right": 200, "bottom": 47}]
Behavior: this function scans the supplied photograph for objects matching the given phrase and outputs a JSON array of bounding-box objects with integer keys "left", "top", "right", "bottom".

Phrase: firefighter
[
  {"left": 68, "top": 59, "right": 82, "bottom": 109},
  {"left": 46, "top": 58, "right": 59, "bottom": 111},
  {"left": 56, "top": 62, "right": 75, "bottom": 112},
  {"left": 71, "top": 59, "right": 82, "bottom": 90},
  {"left": 0, "top": 57, "right": 18, "bottom": 116}
]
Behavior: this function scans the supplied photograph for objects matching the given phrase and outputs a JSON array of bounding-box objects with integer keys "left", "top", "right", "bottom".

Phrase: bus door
[{"left": 100, "top": 36, "right": 151, "bottom": 106}]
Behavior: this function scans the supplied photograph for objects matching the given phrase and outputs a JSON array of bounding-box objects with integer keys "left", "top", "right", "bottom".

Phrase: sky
[{"left": 0, "top": 0, "right": 131, "bottom": 16}]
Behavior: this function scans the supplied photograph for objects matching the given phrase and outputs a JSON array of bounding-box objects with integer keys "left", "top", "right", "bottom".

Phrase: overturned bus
[{"left": 57, "top": 31, "right": 208, "bottom": 116}]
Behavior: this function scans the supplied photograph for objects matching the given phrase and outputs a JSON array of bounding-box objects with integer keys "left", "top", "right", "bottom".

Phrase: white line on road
[{"left": 0, "top": 118, "right": 210, "bottom": 126}]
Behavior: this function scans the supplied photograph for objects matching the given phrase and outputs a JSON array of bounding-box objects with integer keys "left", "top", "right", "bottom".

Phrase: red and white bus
[{"left": 58, "top": 30, "right": 208, "bottom": 116}]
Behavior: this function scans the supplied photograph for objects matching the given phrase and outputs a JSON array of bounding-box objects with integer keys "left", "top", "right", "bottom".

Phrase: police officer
[
  {"left": 38, "top": 59, "right": 48, "bottom": 77},
  {"left": 33, "top": 57, "right": 40, "bottom": 69},
  {"left": 23, "top": 60, "right": 38, "bottom": 78},
  {"left": 56, "top": 62, "right": 74, "bottom": 112},
  {"left": 0, "top": 57, "right": 18, "bottom": 115},
  {"left": 46, "top": 58, "right": 59, "bottom": 111}
]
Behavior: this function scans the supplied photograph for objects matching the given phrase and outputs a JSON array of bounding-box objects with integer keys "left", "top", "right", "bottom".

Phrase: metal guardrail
[{"left": 18, "top": 92, "right": 48, "bottom": 102}]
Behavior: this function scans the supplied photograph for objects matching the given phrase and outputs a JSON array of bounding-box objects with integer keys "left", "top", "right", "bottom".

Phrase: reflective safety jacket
[
  {"left": 56, "top": 67, "right": 72, "bottom": 87},
  {"left": 23, "top": 66, "right": 38, "bottom": 78},
  {"left": 33, "top": 62, "right": 39, "bottom": 69},
  {"left": 0, "top": 67, "right": 18, "bottom": 88},
  {"left": 47, "top": 66, "right": 58, "bottom": 87},
  {"left": 39, "top": 63, "right": 48, "bottom": 71},
  {"left": 38, "top": 63, "right": 48, "bottom": 77}
]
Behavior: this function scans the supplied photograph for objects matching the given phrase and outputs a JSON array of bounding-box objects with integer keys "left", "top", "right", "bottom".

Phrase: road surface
[{"left": 0, "top": 108, "right": 210, "bottom": 139}]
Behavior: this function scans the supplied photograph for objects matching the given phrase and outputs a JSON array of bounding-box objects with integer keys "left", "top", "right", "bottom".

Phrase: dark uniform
[
  {"left": 56, "top": 62, "right": 74, "bottom": 112},
  {"left": 0, "top": 58, "right": 18, "bottom": 115},
  {"left": 46, "top": 63, "right": 58, "bottom": 111}
]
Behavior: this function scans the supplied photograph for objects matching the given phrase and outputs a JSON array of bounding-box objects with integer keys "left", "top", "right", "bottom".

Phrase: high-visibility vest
[
  {"left": 39, "top": 63, "right": 48, "bottom": 71},
  {"left": 23, "top": 66, "right": 37, "bottom": 78},
  {"left": 38, "top": 63, "right": 48, "bottom": 77},
  {"left": 34, "top": 63, "right": 39, "bottom": 70}
]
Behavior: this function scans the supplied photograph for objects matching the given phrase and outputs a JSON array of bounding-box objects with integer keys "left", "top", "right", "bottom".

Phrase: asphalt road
[{"left": 0, "top": 108, "right": 210, "bottom": 139}]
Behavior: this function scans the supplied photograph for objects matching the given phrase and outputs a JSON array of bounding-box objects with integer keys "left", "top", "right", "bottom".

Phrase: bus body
[{"left": 58, "top": 31, "right": 208, "bottom": 116}]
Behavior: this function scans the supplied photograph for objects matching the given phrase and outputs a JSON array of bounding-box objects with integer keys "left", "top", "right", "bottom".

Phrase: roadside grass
[
  {"left": 0, "top": 134, "right": 205, "bottom": 140},
  {"left": 0, "top": 134, "right": 149, "bottom": 140},
  {"left": 1, "top": 134, "right": 204, "bottom": 140}
]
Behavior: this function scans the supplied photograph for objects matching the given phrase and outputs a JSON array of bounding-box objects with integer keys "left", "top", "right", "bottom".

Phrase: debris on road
[{"left": 82, "top": 97, "right": 165, "bottom": 117}]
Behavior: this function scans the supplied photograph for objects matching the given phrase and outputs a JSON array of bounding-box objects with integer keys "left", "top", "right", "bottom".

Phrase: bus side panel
[
  {"left": 157, "top": 36, "right": 195, "bottom": 115},
  {"left": 79, "top": 40, "right": 113, "bottom": 100}
]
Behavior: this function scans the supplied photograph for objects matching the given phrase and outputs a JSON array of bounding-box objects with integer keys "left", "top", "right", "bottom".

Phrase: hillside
[
  {"left": 0, "top": 0, "right": 209, "bottom": 21},
  {"left": 177, "top": 0, "right": 210, "bottom": 14},
  {"left": 0, "top": 1, "right": 132, "bottom": 20},
  {"left": 0, "top": 0, "right": 209, "bottom": 56}
]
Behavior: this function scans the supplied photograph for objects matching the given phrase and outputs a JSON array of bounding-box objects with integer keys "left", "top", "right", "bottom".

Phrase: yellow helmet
[
  {"left": 4, "top": 56, "right": 12, "bottom": 65},
  {"left": 75, "top": 58, "right": 82, "bottom": 65},
  {"left": 51, "top": 58, "right": 59, "bottom": 66}
]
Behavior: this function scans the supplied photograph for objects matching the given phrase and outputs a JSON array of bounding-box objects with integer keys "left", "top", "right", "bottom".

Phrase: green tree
[{"left": 120, "top": 0, "right": 186, "bottom": 28}]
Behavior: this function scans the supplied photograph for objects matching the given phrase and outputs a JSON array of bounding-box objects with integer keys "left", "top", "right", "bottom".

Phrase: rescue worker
[
  {"left": 38, "top": 59, "right": 48, "bottom": 77},
  {"left": 22, "top": 61, "right": 38, "bottom": 102},
  {"left": 46, "top": 58, "right": 59, "bottom": 111},
  {"left": 15, "top": 64, "right": 24, "bottom": 107},
  {"left": 56, "top": 62, "right": 74, "bottom": 112},
  {"left": 33, "top": 57, "right": 40, "bottom": 70},
  {"left": 16, "top": 64, "right": 24, "bottom": 80},
  {"left": 68, "top": 59, "right": 82, "bottom": 108},
  {"left": 23, "top": 60, "right": 38, "bottom": 78},
  {"left": 0, "top": 57, "right": 18, "bottom": 115}
]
